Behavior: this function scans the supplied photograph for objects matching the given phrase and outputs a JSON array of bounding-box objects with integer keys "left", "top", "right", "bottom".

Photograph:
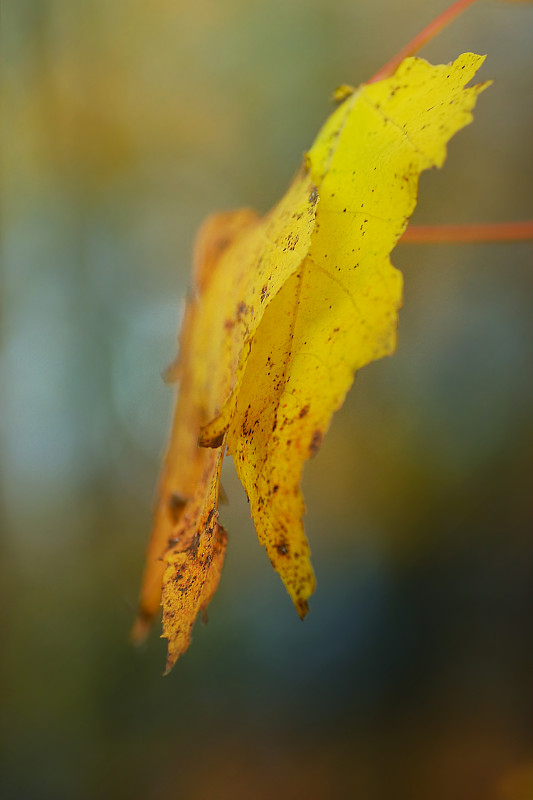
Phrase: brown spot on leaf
[
  {"left": 236, "top": 301, "right": 248, "bottom": 320},
  {"left": 275, "top": 539, "right": 289, "bottom": 556},
  {"left": 309, "top": 429, "right": 323, "bottom": 457},
  {"left": 206, "top": 507, "right": 216, "bottom": 530},
  {"left": 188, "top": 533, "right": 200, "bottom": 559}
]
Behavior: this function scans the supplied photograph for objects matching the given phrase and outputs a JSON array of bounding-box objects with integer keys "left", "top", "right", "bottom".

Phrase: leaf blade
[{"left": 228, "top": 53, "right": 489, "bottom": 613}]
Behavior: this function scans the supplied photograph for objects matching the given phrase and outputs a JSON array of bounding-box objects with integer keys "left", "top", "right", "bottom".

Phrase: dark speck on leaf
[
  {"left": 309, "top": 429, "right": 323, "bottom": 457},
  {"left": 275, "top": 537, "right": 289, "bottom": 556},
  {"left": 206, "top": 507, "right": 216, "bottom": 529},
  {"left": 189, "top": 533, "right": 200, "bottom": 558}
]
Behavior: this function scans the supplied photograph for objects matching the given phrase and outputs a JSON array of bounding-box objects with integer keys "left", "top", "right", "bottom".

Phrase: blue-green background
[{"left": 2, "top": 1, "right": 533, "bottom": 797}]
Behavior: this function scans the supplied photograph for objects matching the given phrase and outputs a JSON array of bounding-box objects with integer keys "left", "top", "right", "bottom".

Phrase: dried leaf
[
  {"left": 227, "top": 53, "right": 489, "bottom": 617},
  {"left": 160, "top": 446, "right": 227, "bottom": 673},
  {"left": 132, "top": 210, "right": 258, "bottom": 644},
  {"left": 135, "top": 53, "right": 489, "bottom": 670},
  {"left": 134, "top": 174, "right": 319, "bottom": 665}
]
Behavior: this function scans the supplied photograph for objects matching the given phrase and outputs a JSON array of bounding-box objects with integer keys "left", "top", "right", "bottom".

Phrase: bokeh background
[{"left": 2, "top": 1, "right": 533, "bottom": 798}]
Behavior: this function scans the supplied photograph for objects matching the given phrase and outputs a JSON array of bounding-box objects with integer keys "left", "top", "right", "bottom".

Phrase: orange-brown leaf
[
  {"left": 161, "top": 447, "right": 227, "bottom": 673},
  {"left": 132, "top": 210, "right": 257, "bottom": 644},
  {"left": 134, "top": 173, "right": 318, "bottom": 664}
]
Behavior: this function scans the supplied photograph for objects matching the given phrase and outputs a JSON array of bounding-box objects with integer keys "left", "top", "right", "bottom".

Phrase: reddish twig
[
  {"left": 368, "top": 0, "right": 480, "bottom": 84},
  {"left": 400, "top": 220, "right": 533, "bottom": 244}
]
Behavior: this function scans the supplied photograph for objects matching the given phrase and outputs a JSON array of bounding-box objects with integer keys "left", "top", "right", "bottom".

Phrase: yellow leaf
[
  {"left": 227, "top": 53, "right": 488, "bottom": 617},
  {"left": 198, "top": 171, "right": 319, "bottom": 447},
  {"left": 135, "top": 52, "right": 489, "bottom": 670}
]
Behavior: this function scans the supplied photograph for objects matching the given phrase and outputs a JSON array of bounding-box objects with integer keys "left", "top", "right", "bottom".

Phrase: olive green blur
[{"left": 2, "top": 1, "right": 533, "bottom": 798}]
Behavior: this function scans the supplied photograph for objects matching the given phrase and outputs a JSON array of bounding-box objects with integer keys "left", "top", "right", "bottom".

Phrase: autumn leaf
[
  {"left": 134, "top": 53, "right": 489, "bottom": 671},
  {"left": 223, "top": 53, "right": 489, "bottom": 619},
  {"left": 132, "top": 210, "right": 258, "bottom": 647},
  {"left": 133, "top": 173, "right": 319, "bottom": 668}
]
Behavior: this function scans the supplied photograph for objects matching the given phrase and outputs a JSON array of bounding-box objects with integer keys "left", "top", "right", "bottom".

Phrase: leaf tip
[
  {"left": 296, "top": 598, "right": 310, "bottom": 620},
  {"left": 332, "top": 84, "right": 355, "bottom": 103},
  {"left": 161, "top": 631, "right": 181, "bottom": 675},
  {"left": 163, "top": 657, "right": 175, "bottom": 677}
]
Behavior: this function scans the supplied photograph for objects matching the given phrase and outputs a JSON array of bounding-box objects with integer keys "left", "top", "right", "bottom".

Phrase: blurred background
[{"left": 2, "top": 1, "right": 533, "bottom": 798}]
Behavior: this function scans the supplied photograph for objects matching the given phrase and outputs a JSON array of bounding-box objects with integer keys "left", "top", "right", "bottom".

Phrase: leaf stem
[
  {"left": 368, "top": 0, "right": 480, "bottom": 84},
  {"left": 400, "top": 220, "right": 533, "bottom": 244}
]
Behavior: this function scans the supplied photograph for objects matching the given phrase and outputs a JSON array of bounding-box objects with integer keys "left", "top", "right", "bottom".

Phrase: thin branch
[
  {"left": 400, "top": 220, "right": 533, "bottom": 244},
  {"left": 368, "top": 0, "right": 480, "bottom": 84}
]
